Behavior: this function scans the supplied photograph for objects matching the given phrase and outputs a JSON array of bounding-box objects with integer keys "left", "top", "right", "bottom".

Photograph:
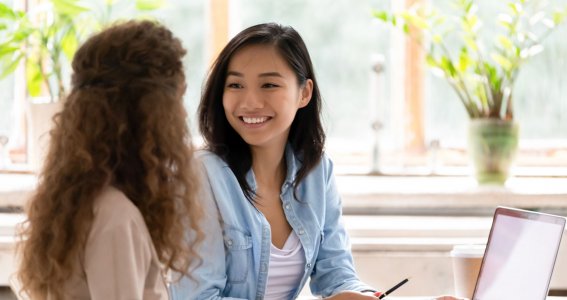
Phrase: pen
[{"left": 375, "top": 278, "right": 410, "bottom": 299}]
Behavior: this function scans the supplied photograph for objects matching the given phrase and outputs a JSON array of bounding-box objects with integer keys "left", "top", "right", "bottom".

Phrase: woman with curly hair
[{"left": 16, "top": 20, "right": 203, "bottom": 299}]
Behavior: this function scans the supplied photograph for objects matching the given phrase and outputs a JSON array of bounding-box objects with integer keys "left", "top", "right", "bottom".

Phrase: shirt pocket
[{"left": 223, "top": 227, "right": 253, "bottom": 283}]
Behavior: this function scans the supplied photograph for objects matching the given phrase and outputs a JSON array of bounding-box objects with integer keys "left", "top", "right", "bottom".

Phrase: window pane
[
  {"left": 0, "top": 0, "right": 16, "bottom": 141},
  {"left": 82, "top": 0, "right": 207, "bottom": 130},
  {"left": 425, "top": 0, "right": 567, "bottom": 168},
  {"left": 231, "top": 0, "right": 392, "bottom": 149}
]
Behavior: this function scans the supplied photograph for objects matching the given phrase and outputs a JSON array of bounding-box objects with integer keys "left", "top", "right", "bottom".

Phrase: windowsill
[
  {"left": 336, "top": 175, "right": 567, "bottom": 216},
  {"left": 2, "top": 173, "right": 567, "bottom": 213}
]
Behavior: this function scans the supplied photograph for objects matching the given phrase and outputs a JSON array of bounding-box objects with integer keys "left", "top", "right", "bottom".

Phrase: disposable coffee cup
[{"left": 450, "top": 244, "right": 485, "bottom": 299}]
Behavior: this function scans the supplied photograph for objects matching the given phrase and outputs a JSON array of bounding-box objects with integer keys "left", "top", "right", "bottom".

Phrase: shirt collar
[{"left": 245, "top": 143, "right": 300, "bottom": 192}]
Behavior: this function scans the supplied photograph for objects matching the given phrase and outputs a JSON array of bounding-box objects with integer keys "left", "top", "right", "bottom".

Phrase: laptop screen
[{"left": 473, "top": 207, "right": 565, "bottom": 300}]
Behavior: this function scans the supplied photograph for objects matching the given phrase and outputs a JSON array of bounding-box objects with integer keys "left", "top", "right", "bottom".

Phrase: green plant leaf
[
  {"left": 508, "top": 2, "right": 522, "bottom": 15},
  {"left": 372, "top": 10, "right": 390, "bottom": 23},
  {"left": 440, "top": 55, "right": 457, "bottom": 77},
  {"left": 135, "top": 0, "right": 165, "bottom": 11},
  {"left": 0, "top": 45, "right": 19, "bottom": 58},
  {"left": 26, "top": 58, "right": 44, "bottom": 97},
  {"left": 458, "top": 47, "right": 471, "bottom": 72},
  {"left": 552, "top": 10, "right": 567, "bottom": 25},
  {"left": 425, "top": 54, "right": 436, "bottom": 66},
  {"left": 491, "top": 53, "right": 513, "bottom": 71},
  {"left": 0, "top": 3, "right": 19, "bottom": 19},
  {"left": 52, "top": 0, "right": 89, "bottom": 16},
  {"left": 463, "top": 36, "right": 478, "bottom": 51},
  {"left": 0, "top": 53, "right": 22, "bottom": 78},
  {"left": 401, "top": 12, "right": 429, "bottom": 30},
  {"left": 463, "top": 14, "right": 480, "bottom": 33},
  {"left": 432, "top": 15, "right": 446, "bottom": 26},
  {"left": 60, "top": 28, "right": 78, "bottom": 60},
  {"left": 497, "top": 35, "right": 514, "bottom": 52},
  {"left": 498, "top": 13, "right": 513, "bottom": 30},
  {"left": 12, "top": 27, "right": 33, "bottom": 42},
  {"left": 432, "top": 34, "right": 443, "bottom": 44}
]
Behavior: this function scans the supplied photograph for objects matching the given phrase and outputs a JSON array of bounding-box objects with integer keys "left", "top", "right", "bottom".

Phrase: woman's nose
[{"left": 241, "top": 90, "right": 264, "bottom": 109}]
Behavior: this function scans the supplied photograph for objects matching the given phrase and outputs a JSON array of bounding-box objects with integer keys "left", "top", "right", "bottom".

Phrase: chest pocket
[{"left": 223, "top": 227, "right": 253, "bottom": 283}]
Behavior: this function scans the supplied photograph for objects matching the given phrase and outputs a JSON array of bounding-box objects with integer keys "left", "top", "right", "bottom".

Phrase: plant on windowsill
[
  {"left": 0, "top": 0, "right": 163, "bottom": 170},
  {"left": 374, "top": 0, "right": 567, "bottom": 184},
  {"left": 0, "top": 0, "right": 164, "bottom": 102}
]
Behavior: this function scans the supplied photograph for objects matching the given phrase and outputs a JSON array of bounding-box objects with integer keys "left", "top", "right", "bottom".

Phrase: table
[{"left": 299, "top": 297, "right": 567, "bottom": 300}]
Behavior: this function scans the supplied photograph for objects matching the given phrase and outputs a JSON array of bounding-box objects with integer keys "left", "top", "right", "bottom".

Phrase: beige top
[{"left": 61, "top": 186, "right": 168, "bottom": 300}]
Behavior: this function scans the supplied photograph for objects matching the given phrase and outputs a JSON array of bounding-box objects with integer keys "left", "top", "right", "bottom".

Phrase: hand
[{"left": 324, "top": 291, "right": 378, "bottom": 300}]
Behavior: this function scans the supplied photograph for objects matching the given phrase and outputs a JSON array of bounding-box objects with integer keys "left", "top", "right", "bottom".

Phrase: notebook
[{"left": 472, "top": 206, "right": 566, "bottom": 300}]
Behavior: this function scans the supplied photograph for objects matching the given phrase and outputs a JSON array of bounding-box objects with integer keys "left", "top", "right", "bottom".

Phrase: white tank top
[{"left": 264, "top": 231, "right": 306, "bottom": 300}]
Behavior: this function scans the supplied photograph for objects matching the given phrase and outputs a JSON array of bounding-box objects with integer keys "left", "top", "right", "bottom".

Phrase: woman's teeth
[{"left": 242, "top": 117, "right": 269, "bottom": 124}]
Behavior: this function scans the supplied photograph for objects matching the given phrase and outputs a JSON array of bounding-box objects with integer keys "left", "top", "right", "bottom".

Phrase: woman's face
[{"left": 222, "top": 44, "right": 313, "bottom": 151}]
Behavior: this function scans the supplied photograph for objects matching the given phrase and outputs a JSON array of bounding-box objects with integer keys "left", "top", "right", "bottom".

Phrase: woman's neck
[{"left": 251, "top": 145, "right": 286, "bottom": 189}]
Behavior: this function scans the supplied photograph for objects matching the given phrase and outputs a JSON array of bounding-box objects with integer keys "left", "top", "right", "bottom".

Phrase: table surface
[{"left": 299, "top": 297, "right": 567, "bottom": 300}]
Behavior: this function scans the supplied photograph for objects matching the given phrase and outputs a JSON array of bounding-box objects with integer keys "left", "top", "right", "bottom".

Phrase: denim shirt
[{"left": 170, "top": 146, "right": 373, "bottom": 299}]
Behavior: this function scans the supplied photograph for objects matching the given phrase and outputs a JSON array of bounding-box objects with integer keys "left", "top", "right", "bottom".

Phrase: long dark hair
[{"left": 198, "top": 22, "right": 325, "bottom": 202}]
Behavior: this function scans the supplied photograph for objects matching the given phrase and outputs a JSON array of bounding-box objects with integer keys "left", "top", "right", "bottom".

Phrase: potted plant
[
  {"left": 374, "top": 0, "right": 567, "bottom": 184},
  {"left": 0, "top": 0, "right": 164, "bottom": 101},
  {"left": 0, "top": 0, "right": 163, "bottom": 170}
]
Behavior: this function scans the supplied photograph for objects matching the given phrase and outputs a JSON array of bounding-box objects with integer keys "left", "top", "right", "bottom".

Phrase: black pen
[{"left": 376, "top": 278, "right": 410, "bottom": 299}]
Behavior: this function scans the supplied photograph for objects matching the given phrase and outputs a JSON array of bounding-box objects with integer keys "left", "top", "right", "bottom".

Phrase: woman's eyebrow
[
  {"left": 226, "top": 71, "right": 244, "bottom": 77},
  {"left": 258, "top": 72, "right": 283, "bottom": 78},
  {"left": 226, "top": 71, "right": 283, "bottom": 78}
]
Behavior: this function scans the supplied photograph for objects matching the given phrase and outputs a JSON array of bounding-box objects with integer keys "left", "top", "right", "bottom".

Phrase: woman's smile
[
  {"left": 223, "top": 44, "right": 311, "bottom": 149},
  {"left": 241, "top": 116, "right": 271, "bottom": 125}
]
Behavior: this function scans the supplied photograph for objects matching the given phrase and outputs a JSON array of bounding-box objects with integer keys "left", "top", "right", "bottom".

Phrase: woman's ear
[{"left": 299, "top": 79, "right": 313, "bottom": 108}]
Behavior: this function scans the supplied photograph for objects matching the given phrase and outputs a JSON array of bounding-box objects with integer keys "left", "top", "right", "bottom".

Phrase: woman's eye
[
  {"left": 262, "top": 83, "right": 278, "bottom": 88},
  {"left": 226, "top": 83, "right": 242, "bottom": 89}
]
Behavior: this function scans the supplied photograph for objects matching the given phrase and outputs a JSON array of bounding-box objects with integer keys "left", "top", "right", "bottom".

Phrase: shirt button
[
  {"left": 299, "top": 229, "right": 305, "bottom": 235},
  {"left": 306, "top": 263, "right": 311, "bottom": 269},
  {"left": 261, "top": 263, "right": 267, "bottom": 272},
  {"left": 285, "top": 204, "right": 291, "bottom": 210},
  {"left": 227, "top": 239, "right": 233, "bottom": 246}
]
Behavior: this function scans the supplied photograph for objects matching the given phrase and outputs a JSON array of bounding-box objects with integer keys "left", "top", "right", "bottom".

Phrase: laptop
[{"left": 472, "top": 207, "right": 566, "bottom": 300}]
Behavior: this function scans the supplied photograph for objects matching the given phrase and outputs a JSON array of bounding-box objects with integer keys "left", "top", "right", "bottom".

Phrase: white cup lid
[{"left": 450, "top": 244, "right": 486, "bottom": 258}]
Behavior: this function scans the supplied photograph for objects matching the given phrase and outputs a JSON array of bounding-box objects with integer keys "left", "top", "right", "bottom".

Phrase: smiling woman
[
  {"left": 170, "top": 22, "right": 378, "bottom": 300},
  {"left": 222, "top": 44, "right": 313, "bottom": 153}
]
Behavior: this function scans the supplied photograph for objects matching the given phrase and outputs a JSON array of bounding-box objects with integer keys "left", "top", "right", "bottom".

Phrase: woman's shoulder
[
  {"left": 306, "top": 151, "right": 334, "bottom": 176},
  {"left": 195, "top": 149, "right": 226, "bottom": 165},
  {"left": 195, "top": 149, "right": 231, "bottom": 174},
  {"left": 320, "top": 151, "right": 333, "bottom": 167},
  {"left": 92, "top": 187, "right": 145, "bottom": 229}
]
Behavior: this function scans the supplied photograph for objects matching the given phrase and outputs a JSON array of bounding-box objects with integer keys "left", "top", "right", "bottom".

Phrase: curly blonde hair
[{"left": 17, "top": 20, "right": 203, "bottom": 299}]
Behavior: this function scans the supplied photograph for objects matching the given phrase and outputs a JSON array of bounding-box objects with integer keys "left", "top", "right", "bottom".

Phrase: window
[
  {"left": 0, "top": 0, "right": 207, "bottom": 169},
  {"left": 425, "top": 0, "right": 567, "bottom": 171},
  {"left": 227, "top": 0, "right": 567, "bottom": 175},
  {"left": 2, "top": 0, "right": 566, "bottom": 175},
  {"left": 229, "top": 0, "right": 395, "bottom": 172}
]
